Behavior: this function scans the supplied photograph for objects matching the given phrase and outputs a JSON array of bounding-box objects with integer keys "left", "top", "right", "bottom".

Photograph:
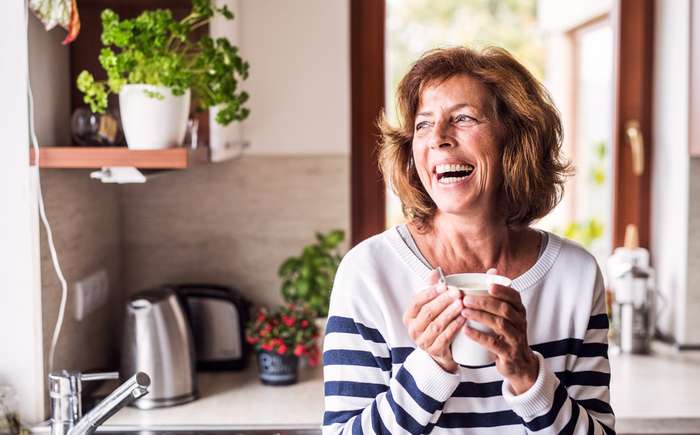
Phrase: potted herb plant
[
  {"left": 278, "top": 229, "right": 345, "bottom": 336},
  {"left": 77, "top": 0, "right": 250, "bottom": 150},
  {"left": 245, "top": 304, "right": 319, "bottom": 386}
]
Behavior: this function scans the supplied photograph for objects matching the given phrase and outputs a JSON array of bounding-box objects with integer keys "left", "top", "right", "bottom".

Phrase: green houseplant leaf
[
  {"left": 278, "top": 229, "right": 346, "bottom": 318},
  {"left": 76, "top": 0, "right": 250, "bottom": 126}
]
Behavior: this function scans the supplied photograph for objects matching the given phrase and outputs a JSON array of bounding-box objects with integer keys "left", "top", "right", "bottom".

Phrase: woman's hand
[
  {"left": 403, "top": 269, "right": 466, "bottom": 373},
  {"left": 461, "top": 269, "right": 539, "bottom": 394}
]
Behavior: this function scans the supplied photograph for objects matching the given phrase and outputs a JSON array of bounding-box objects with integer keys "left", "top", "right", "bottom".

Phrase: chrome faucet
[{"left": 48, "top": 371, "right": 150, "bottom": 435}]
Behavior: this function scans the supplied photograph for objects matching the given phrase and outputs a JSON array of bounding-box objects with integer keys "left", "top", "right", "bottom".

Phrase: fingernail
[
  {"left": 436, "top": 283, "right": 447, "bottom": 293},
  {"left": 463, "top": 295, "right": 473, "bottom": 304},
  {"left": 461, "top": 309, "right": 469, "bottom": 317},
  {"left": 448, "top": 287, "right": 461, "bottom": 298},
  {"left": 451, "top": 299, "right": 462, "bottom": 308}
]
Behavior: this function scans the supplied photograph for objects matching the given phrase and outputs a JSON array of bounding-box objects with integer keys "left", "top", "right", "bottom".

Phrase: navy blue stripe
[
  {"left": 556, "top": 370, "right": 610, "bottom": 387},
  {"left": 370, "top": 401, "right": 391, "bottom": 435},
  {"left": 325, "top": 380, "right": 388, "bottom": 398},
  {"left": 577, "top": 398, "right": 615, "bottom": 415},
  {"left": 602, "top": 422, "right": 616, "bottom": 435},
  {"left": 581, "top": 342, "right": 609, "bottom": 358},
  {"left": 452, "top": 380, "right": 502, "bottom": 398},
  {"left": 386, "top": 389, "right": 425, "bottom": 434},
  {"left": 587, "top": 313, "right": 610, "bottom": 330},
  {"left": 531, "top": 338, "right": 609, "bottom": 359},
  {"left": 324, "top": 409, "right": 362, "bottom": 426},
  {"left": 560, "top": 398, "right": 581, "bottom": 435},
  {"left": 323, "top": 349, "right": 392, "bottom": 371},
  {"left": 587, "top": 413, "right": 595, "bottom": 435},
  {"left": 436, "top": 410, "right": 521, "bottom": 428},
  {"left": 395, "top": 365, "right": 442, "bottom": 413},
  {"left": 326, "top": 316, "right": 387, "bottom": 343},
  {"left": 351, "top": 413, "right": 363, "bottom": 435},
  {"left": 390, "top": 346, "right": 413, "bottom": 364},
  {"left": 523, "top": 382, "right": 568, "bottom": 431}
]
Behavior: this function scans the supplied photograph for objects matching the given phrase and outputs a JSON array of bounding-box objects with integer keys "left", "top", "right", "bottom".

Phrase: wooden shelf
[{"left": 29, "top": 147, "right": 198, "bottom": 169}]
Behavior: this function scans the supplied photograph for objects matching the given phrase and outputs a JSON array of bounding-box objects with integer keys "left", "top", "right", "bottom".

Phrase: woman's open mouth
[{"left": 435, "top": 163, "right": 475, "bottom": 185}]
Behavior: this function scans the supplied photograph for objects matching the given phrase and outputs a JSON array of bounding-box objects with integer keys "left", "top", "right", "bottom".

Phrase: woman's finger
[
  {"left": 403, "top": 285, "right": 440, "bottom": 325},
  {"left": 461, "top": 295, "right": 526, "bottom": 330},
  {"left": 414, "top": 287, "right": 461, "bottom": 328},
  {"left": 427, "top": 268, "right": 441, "bottom": 285},
  {"left": 488, "top": 284, "right": 526, "bottom": 314},
  {"left": 461, "top": 307, "right": 522, "bottom": 342},
  {"left": 428, "top": 315, "right": 466, "bottom": 354},
  {"left": 462, "top": 323, "right": 509, "bottom": 356},
  {"left": 416, "top": 297, "right": 463, "bottom": 347}
]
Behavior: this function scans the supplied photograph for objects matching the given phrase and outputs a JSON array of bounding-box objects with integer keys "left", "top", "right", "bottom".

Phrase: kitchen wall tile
[
  {"left": 39, "top": 170, "right": 124, "bottom": 377},
  {"left": 120, "top": 155, "right": 350, "bottom": 308}
]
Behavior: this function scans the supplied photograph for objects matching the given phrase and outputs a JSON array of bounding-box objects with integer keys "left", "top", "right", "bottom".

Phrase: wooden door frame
[
  {"left": 611, "top": 0, "right": 654, "bottom": 249},
  {"left": 350, "top": 0, "right": 386, "bottom": 246}
]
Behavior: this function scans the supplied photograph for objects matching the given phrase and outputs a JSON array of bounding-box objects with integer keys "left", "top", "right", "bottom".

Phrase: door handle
[{"left": 625, "top": 120, "right": 644, "bottom": 176}]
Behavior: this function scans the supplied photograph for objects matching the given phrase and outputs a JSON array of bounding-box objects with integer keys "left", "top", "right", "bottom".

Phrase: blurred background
[{"left": 1, "top": 0, "right": 699, "bottom": 434}]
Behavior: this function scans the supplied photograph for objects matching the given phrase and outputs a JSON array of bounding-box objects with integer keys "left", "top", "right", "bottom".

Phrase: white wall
[
  {"left": 0, "top": 3, "right": 45, "bottom": 424},
  {"left": 238, "top": 0, "right": 350, "bottom": 155},
  {"left": 650, "top": 0, "right": 692, "bottom": 343}
]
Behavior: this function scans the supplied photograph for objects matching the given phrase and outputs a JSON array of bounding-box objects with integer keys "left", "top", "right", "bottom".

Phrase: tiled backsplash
[
  {"left": 120, "top": 155, "right": 350, "bottom": 306},
  {"left": 39, "top": 155, "right": 349, "bottom": 382},
  {"left": 39, "top": 170, "right": 124, "bottom": 378}
]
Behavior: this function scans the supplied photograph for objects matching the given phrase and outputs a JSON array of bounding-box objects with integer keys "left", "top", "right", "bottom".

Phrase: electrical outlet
[{"left": 74, "top": 269, "right": 109, "bottom": 321}]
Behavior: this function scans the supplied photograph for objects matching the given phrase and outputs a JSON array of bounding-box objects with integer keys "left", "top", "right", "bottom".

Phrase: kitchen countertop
[
  {"left": 40, "top": 342, "right": 697, "bottom": 434},
  {"left": 101, "top": 362, "right": 325, "bottom": 430}
]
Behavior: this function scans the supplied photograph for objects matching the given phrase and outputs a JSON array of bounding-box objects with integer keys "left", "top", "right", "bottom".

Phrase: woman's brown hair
[{"left": 378, "top": 46, "right": 572, "bottom": 231}]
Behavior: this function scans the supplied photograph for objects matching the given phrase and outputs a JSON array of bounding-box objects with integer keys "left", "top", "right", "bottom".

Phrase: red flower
[
  {"left": 282, "top": 315, "right": 295, "bottom": 327},
  {"left": 304, "top": 346, "right": 320, "bottom": 366},
  {"left": 294, "top": 344, "right": 305, "bottom": 357},
  {"left": 301, "top": 319, "right": 309, "bottom": 328},
  {"left": 257, "top": 312, "right": 266, "bottom": 322},
  {"left": 246, "top": 336, "right": 259, "bottom": 344},
  {"left": 261, "top": 342, "right": 273, "bottom": 351},
  {"left": 277, "top": 344, "right": 288, "bottom": 355}
]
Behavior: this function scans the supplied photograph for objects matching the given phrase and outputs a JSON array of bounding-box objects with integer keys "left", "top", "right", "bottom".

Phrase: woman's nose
[{"left": 428, "top": 121, "right": 454, "bottom": 149}]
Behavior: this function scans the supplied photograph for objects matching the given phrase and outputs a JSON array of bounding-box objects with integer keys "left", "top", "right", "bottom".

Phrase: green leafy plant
[
  {"left": 245, "top": 303, "right": 320, "bottom": 366},
  {"left": 76, "top": 0, "right": 250, "bottom": 126},
  {"left": 554, "top": 139, "right": 608, "bottom": 248},
  {"left": 278, "top": 229, "right": 345, "bottom": 318}
]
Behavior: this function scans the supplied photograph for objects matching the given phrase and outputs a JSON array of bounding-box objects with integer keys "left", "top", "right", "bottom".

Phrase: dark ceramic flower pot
[{"left": 256, "top": 350, "right": 299, "bottom": 385}]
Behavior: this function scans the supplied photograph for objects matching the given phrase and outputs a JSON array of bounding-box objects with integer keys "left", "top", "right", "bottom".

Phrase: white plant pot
[{"left": 118, "top": 84, "right": 190, "bottom": 150}]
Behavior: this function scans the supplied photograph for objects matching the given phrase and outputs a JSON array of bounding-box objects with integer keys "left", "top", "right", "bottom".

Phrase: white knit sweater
[{"left": 322, "top": 226, "right": 614, "bottom": 434}]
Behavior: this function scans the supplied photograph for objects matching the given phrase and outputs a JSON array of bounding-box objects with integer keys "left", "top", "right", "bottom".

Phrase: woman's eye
[
  {"left": 415, "top": 121, "right": 430, "bottom": 131},
  {"left": 454, "top": 114, "right": 475, "bottom": 123}
]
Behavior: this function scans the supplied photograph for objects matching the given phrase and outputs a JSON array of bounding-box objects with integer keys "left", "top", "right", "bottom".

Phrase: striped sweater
[{"left": 322, "top": 226, "right": 614, "bottom": 434}]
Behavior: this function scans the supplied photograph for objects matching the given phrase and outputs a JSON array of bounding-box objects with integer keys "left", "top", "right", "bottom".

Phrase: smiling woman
[
  {"left": 379, "top": 47, "right": 570, "bottom": 233},
  {"left": 322, "top": 46, "right": 615, "bottom": 435}
]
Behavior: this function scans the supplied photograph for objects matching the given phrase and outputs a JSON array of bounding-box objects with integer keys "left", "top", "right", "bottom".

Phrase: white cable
[{"left": 25, "top": 0, "right": 69, "bottom": 374}]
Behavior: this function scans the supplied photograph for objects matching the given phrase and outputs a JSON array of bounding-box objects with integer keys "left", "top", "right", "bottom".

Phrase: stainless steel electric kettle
[{"left": 121, "top": 287, "right": 197, "bottom": 409}]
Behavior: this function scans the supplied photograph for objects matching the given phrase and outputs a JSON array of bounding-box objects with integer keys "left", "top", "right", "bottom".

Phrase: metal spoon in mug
[{"left": 437, "top": 266, "right": 447, "bottom": 284}]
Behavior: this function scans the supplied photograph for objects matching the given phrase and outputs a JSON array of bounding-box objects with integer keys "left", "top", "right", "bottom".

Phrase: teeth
[
  {"left": 436, "top": 163, "right": 474, "bottom": 175},
  {"left": 438, "top": 175, "right": 469, "bottom": 184}
]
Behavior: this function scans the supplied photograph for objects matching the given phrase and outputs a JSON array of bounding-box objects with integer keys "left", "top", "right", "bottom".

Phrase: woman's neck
[{"left": 408, "top": 211, "right": 539, "bottom": 278}]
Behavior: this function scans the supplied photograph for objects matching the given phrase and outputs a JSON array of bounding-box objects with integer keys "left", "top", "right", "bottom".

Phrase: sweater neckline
[{"left": 385, "top": 224, "right": 562, "bottom": 292}]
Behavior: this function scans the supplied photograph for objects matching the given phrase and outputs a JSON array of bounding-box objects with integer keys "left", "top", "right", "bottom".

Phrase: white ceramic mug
[{"left": 444, "top": 272, "right": 512, "bottom": 366}]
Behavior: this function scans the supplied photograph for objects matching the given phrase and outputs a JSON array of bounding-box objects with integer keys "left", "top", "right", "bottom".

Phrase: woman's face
[{"left": 412, "top": 74, "right": 503, "bottom": 218}]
